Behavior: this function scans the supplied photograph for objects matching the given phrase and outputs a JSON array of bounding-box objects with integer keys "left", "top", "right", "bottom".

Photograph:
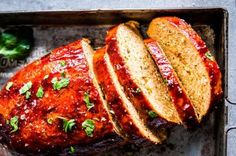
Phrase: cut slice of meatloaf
[
  {"left": 147, "top": 17, "right": 223, "bottom": 121},
  {"left": 145, "top": 38, "right": 198, "bottom": 127},
  {"left": 81, "top": 39, "right": 125, "bottom": 138},
  {"left": 105, "top": 21, "right": 181, "bottom": 127},
  {"left": 93, "top": 47, "right": 166, "bottom": 144}
]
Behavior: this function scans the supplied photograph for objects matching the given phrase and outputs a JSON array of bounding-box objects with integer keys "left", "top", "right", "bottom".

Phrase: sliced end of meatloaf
[
  {"left": 93, "top": 47, "right": 166, "bottom": 144},
  {"left": 145, "top": 38, "right": 199, "bottom": 127},
  {"left": 81, "top": 39, "right": 124, "bottom": 137},
  {"left": 106, "top": 21, "right": 181, "bottom": 125},
  {"left": 147, "top": 17, "right": 222, "bottom": 121}
]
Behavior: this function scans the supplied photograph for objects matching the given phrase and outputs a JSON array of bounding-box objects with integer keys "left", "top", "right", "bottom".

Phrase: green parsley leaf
[
  {"left": 148, "top": 110, "right": 157, "bottom": 118},
  {"left": 84, "top": 92, "right": 94, "bottom": 111},
  {"left": 58, "top": 117, "right": 76, "bottom": 133},
  {"left": 69, "top": 146, "right": 75, "bottom": 154},
  {"left": 9, "top": 116, "right": 19, "bottom": 133},
  {"left": 163, "top": 79, "right": 168, "bottom": 84},
  {"left": 51, "top": 77, "right": 70, "bottom": 90},
  {"left": 19, "top": 81, "right": 32, "bottom": 94},
  {"left": 51, "top": 77, "right": 58, "bottom": 83},
  {"left": 205, "top": 51, "right": 214, "bottom": 61},
  {"left": 61, "top": 71, "right": 66, "bottom": 77},
  {"left": 47, "top": 118, "right": 53, "bottom": 124},
  {"left": 82, "top": 119, "right": 95, "bottom": 137},
  {"left": 25, "top": 91, "right": 31, "bottom": 99},
  {"left": 36, "top": 86, "right": 44, "bottom": 98},
  {"left": 43, "top": 75, "right": 49, "bottom": 80},
  {"left": 59, "top": 60, "right": 66, "bottom": 67},
  {"left": 6, "top": 82, "right": 13, "bottom": 91}
]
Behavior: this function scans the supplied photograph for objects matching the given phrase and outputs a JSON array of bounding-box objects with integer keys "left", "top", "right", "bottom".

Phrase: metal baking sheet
[{"left": 0, "top": 8, "right": 228, "bottom": 156}]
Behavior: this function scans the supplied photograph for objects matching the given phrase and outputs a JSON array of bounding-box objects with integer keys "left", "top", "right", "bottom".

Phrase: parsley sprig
[
  {"left": 19, "top": 81, "right": 32, "bottom": 94},
  {"left": 82, "top": 119, "right": 95, "bottom": 137},
  {"left": 84, "top": 92, "right": 94, "bottom": 111},
  {"left": 58, "top": 117, "right": 76, "bottom": 133},
  {"left": 6, "top": 82, "right": 13, "bottom": 91},
  {"left": 36, "top": 86, "right": 44, "bottom": 98},
  {"left": 9, "top": 116, "right": 19, "bottom": 133},
  {"left": 51, "top": 77, "right": 70, "bottom": 90},
  {"left": 19, "top": 81, "right": 32, "bottom": 99},
  {"left": 69, "top": 146, "right": 75, "bottom": 154},
  {"left": 148, "top": 110, "right": 157, "bottom": 118}
]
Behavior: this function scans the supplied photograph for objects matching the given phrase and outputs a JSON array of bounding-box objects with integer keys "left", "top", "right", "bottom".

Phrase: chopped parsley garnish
[
  {"left": 84, "top": 92, "right": 94, "bottom": 111},
  {"left": 19, "top": 81, "right": 32, "bottom": 95},
  {"left": 61, "top": 71, "right": 66, "bottom": 77},
  {"left": 69, "top": 146, "right": 75, "bottom": 154},
  {"left": 36, "top": 86, "right": 44, "bottom": 98},
  {"left": 47, "top": 118, "right": 53, "bottom": 124},
  {"left": 25, "top": 91, "right": 31, "bottom": 99},
  {"left": 51, "top": 77, "right": 70, "bottom": 90},
  {"left": 6, "top": 82, "right": 13, "bottom": 91},
  {"left": 205, "top": 51, "right": 214, "bottom": 61},
  {"left": 43, "top": 75, "right": 49, "bottom": 80},
  {"left": 9, "top": 116, "right": 19, "bottom": 133},
  {"left": 59, "top": 60, "right": 66, "bottom": 67},
  {"left": 148, "top": 110, "right": 157, "bottom": 118},
  {"left": 58, "top": 117, "right": 76, "bottom": 133},
  {"left": 82, "top": 119, "right": 95, "bottom": 137},
  {"left": 163, "top": 79, "right": 168, "bottom": 84}
]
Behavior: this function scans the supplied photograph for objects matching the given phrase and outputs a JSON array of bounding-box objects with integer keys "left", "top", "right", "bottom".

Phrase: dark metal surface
[{"left": 0, "top": 9, "right": 227, "bottom": 156}]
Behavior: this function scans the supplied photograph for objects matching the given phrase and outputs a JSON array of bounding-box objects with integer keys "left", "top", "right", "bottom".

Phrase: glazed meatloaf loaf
[
  {"left": 0, "top": 39, "right": 123, "bottom": 154},
  {"left": 0, "top": 16, "right": 223, "bottom": 155},
  {"left": 147, "top": 17, "right": 223, "bottom": 122}
]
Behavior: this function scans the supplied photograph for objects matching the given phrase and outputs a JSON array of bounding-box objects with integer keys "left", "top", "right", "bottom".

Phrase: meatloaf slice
[
  {"left": 145, "top": 38, "right": 198, "bottom": 127},
  {"left": 147, "top": 17, "right": 222, "bottom": 121},
  {"left": 106, "top": 21, "right": 181, "bottom": 126},
  {"left": 94, "top": 47, "right": 166, "bottom": 144},
  {"left": 81, "top": 39, "right": 124, "bottom": 138}
]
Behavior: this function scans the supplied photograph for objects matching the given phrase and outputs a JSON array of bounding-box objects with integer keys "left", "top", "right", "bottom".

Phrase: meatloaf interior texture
[
  {"left": 147, "top": 17, "right": 222, "bottom": 121},
  {"left": 94, "top": 47, "right": 165, "bottom": 144},
  {"left": 106, "top": 22, "right": 181, "bottom": 124},
  {"left": 144, "top": 38, "right": 198, "bottom": 127}
]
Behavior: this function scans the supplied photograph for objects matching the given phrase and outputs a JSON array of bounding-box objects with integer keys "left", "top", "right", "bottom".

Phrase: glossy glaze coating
[
  {"left": 105, "top": 26, "right": 168, "bottom": 140},
  {"left": 0, "top": 39, "right": 115, "bottom": 153},
  {"left": 93, "top": 47, "right": 147, "bottom": 143},
  {"left": 145, "top": 38, "right": 198, "bottom": 127},
  {"left": 164, "top": 17, "right": 223, "bottom": 109}
]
